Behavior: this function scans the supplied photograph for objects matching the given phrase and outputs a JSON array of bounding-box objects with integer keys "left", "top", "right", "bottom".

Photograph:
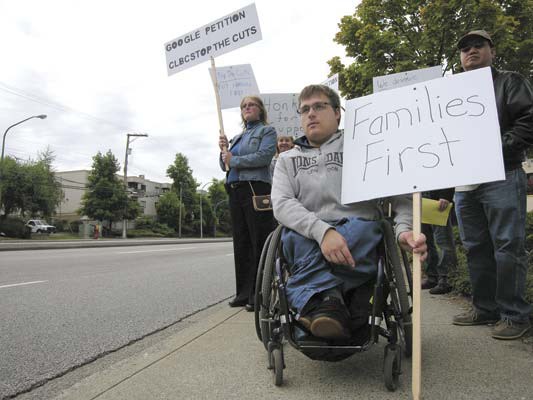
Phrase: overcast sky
[{"left": 0, "top": 0, "right": 358, "bottom": 185}]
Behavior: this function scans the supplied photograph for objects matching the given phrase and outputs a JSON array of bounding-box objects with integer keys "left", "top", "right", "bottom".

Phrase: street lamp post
[
  {"left": 122, "top": 133, "right": 148, "bottom": 239},
  {"left": 0, "top": 114, "right": 47, "bottom": 215},
  {"left": 213, "top": 199, "right": 228, "bottom": 237},
  {"left": 199, "top": 181, "right": 214, "bottom": 239}
]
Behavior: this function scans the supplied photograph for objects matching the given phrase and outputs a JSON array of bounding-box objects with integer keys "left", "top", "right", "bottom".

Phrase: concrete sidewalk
[{"left": 50, "top": 292, "right": 532, "bottom": 400}]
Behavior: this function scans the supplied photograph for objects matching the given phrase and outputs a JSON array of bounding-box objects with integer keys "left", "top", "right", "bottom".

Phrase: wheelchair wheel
[
  {"left": 382, "top": 221, "right": 413, "bottom": 358},
  {"left": 259, "top": 225, "right": 283, "bottom": 350},
  {"left": 384, "top": 344, "right": 401, "bottom": 391},
  {"left": 254, "top": 229, "right": 275, "bottom": 343},
  {"left": 272, "top": 347, "right": 284, "bottom": 386}
]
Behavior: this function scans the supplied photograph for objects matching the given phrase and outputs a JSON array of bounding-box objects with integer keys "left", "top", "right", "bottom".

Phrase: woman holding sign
[{"left": 219, "top": 96, "right": 277, "bottom": 312}]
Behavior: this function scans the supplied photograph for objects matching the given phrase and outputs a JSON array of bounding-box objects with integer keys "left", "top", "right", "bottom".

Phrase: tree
[
  {"left": 79, "top": 150, "right": 127, "bottom": 231},
  {"left": 328, "top": 0, "right": 533, "bottom": 99},
  {"left": 156, "top": 191, "right": 181, "bottom": 230},
  {"left": 166, "top": 153, "right": 200, "bottom": 234},
  {"left": 30, "top": 149, "right": 63, "bottom": 218},
  {"left": 207, "top": 178, "right": 231, "bottom": 235},
  {"left": 0, "top": 151, "right": 62, "bottom": 219}
]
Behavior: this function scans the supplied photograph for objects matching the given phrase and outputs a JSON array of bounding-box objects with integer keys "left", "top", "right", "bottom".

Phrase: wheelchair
[{"left": 254, "top": 219, "right": 413, "bottom": 391}]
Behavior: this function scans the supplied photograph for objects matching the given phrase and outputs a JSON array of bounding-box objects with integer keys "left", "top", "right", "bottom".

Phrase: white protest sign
[
  {"left": 209, "top": 64, "right": 260, "bottom": 109},
  {"left": 342, "top": 67, "right": 504, "bottom": 204},
  {"left": 321, "top": 73, "right": 339, "bottom": 94},
  {"left": 165, "top": 3, "right": 262, "bottom": 76},
  {"left": 260, "top": 93, "right": 303, "bottom": 137},
  {"left": 373, "top": 65, "right": 442, "bottom": 93}
]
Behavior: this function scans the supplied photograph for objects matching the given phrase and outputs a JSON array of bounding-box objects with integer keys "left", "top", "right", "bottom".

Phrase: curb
[{"left": 0, "top": 238, "right": 232, "bottom": 251}]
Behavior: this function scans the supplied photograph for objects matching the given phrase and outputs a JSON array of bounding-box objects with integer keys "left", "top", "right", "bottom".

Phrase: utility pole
[{"left": 122, "top": 133, "right": 148, "bottom": 239}]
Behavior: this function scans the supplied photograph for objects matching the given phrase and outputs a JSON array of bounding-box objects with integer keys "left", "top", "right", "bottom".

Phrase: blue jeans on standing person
[{"left": 454, "top": 168, "right": 532, "bottom": 323}]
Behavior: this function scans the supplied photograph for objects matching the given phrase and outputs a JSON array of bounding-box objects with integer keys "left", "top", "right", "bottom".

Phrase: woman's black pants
[{"left": 227, "top": 181, "right": 275, "bottom": 304}]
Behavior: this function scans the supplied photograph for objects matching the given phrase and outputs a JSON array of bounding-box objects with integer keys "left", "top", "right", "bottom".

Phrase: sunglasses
[{"left": 460, "top": 40, "right": 489, "bottom": 53}]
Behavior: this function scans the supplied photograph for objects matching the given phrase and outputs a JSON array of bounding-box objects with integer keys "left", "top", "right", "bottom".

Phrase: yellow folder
[{"left": 421, "top": 198, "right": 452, "bottom": 226}]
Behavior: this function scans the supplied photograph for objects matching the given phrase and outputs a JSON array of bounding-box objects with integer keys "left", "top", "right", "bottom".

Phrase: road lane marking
[
  {"left": 117, "top": 247, "right": 198, "bottom": 254},
  {"left": 226, "top": 253, "right": 234, "bottom": 256},
  {"left": 0, "top": 280, "right": 48, "bottom": 289}
]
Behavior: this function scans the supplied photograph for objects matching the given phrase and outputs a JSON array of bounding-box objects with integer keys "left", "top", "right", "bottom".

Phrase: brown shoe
[
  {"left": 491, "top": 318, "right": 531, "bottom": 340},
  {"left": 452, "top": 309, "right": 499, "bottom": 326},
  {"left": 299, "top": 296, "right": 351, "bottom": 339}
]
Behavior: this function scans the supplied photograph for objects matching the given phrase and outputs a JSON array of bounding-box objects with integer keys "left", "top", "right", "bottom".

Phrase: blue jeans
[
  {"left": 454, "top": 168, "right": 531, "bottom": 322},
  {"left": 281, "top": 217, "right": 382, "bottom": 314},
  {"left": 422, "top": 218, "right": 457, "bottom": 280}
]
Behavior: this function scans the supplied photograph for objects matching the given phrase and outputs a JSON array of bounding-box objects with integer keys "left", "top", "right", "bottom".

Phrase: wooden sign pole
[
  {"left": 210, "top": 56, "right": 229, "bottom": 171},
  {"left": 412, "top": 191, "right": 422, "bottom": 400}
]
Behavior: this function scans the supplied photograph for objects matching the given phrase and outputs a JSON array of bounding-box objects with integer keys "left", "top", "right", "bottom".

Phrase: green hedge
[{"left": 448, "top": 211, "right": 533, "bottom": 303}]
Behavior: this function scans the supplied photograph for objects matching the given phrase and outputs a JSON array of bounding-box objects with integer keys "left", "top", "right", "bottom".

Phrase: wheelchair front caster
[
  {"left": 272, "top": 347, "right": 284, "bottom": 386},
  {"left": 384, "top": 344, "right": 401, "bottom": 391}
]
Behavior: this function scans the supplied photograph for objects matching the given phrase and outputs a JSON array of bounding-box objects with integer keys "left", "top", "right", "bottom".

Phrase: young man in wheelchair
[{"left": 271, "top": 84, "right": 427, "bottom": 340}]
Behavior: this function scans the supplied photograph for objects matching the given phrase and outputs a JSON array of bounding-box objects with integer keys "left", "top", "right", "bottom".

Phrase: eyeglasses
[
  {"left": 460, "top": 40, "right": 488, "bottom": 53},
  {"left": 297, "top": 102, "right": 331, "bottom": 115},
  {"left": 241, "top": 102, "right": 258, "bottom": 110}
]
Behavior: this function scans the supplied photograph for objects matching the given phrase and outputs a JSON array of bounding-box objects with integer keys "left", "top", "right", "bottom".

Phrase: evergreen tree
[
  {"left": 166, "top": 153, "right": 200, "bottom": 234},
  {"left": 79, "top": 150, "right": 128, "bottom": 231}
]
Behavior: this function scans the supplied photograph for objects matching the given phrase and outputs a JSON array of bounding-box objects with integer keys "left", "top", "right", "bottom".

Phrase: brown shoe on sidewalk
[
  {"left": 491, "top": 318, "right": 531, "bottom": 340},
  {"left": 452, "top": 308, "right": 499, "bottom": 326}
]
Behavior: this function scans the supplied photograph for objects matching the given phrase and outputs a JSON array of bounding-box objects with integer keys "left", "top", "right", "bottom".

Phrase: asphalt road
[{"left": 0, "top": 242, "right": 236, "bottom": 399}]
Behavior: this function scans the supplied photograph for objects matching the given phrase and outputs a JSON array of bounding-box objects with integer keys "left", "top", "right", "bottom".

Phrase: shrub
[{"left": 0, "top": 216, "right": 31, "bottom": 238}]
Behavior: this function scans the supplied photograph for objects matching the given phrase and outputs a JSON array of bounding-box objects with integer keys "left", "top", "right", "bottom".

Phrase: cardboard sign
[
  {"left": 342, "top": 67, "right": 504, "bottom": 204},
  {"left": 209, "top": 64, "right": 260, "bottom": 109},
  {"left": 165, "top": 3, "right": 262, "bottom": 75},
  {"left": 321, "top": 73, "right": 339, "bottom": 94},
  {"left": 373, "top": 66, "right": 442, "bottom": 93},
  {"left": 260, "top": 93, "right": 303, "bottom": 137}
]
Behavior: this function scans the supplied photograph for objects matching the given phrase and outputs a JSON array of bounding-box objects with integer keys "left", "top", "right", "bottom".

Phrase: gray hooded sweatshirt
[{"left": 271, "top": 130, "right": 412, "bottom": 244}]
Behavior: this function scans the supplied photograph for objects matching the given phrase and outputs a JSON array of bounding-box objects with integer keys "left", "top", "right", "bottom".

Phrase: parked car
[{"left": 26, "top": 219, "right": 56, "bottom": 234}]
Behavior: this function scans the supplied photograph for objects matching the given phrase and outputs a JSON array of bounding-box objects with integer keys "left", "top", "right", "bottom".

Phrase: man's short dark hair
[{"left": 298, "top": 84, "right": 341, "bottom": 111}]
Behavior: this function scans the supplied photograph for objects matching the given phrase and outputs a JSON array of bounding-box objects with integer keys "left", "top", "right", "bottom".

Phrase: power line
[{"left": 0, "top": 81, "right": 133, "bottom": 132}]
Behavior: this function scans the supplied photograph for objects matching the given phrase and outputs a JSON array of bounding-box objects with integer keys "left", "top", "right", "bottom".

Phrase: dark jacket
[{"left": 492, "top": 67, "right": 533, "bottom": 170}]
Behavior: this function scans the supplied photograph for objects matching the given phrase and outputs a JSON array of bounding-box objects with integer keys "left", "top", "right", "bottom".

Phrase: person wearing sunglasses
[
  {"left": 452, "top": 30, "right": 533, "bottom": 339},
  {"left": 219, "top": 96, "right": 277, "bottom": 312},
  {"left": 271, "top": 84, "right": 427, "bottom": 339}
]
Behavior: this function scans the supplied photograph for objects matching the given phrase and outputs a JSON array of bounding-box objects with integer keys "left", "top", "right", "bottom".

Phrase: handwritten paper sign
[
  {"left": 321, "top": 73, "right": 339, "bottom": 94},
  {"left": 342, "top": 67, "right": 504, "bottom": 204},
  {"left": 260, "top": 93, "right": 303, "bottom": 137},
  {"left": 165, "top": 3, "right": 262, "bottom": 75},
  {"left": 373, "top": 66, "right": 442, "bottom": 93},
  {"left": 209, "top": 64, "right": 260, "bottom": 109}
]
